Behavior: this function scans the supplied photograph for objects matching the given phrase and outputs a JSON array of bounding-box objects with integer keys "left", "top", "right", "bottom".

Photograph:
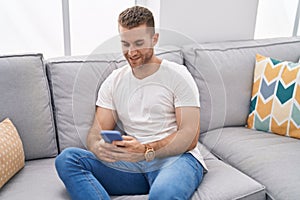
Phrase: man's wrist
[{"left": 144, "top": 144, "right": 155, "bottom": 162}]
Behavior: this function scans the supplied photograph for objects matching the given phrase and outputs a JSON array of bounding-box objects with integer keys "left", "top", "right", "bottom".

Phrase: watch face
[{"left": 145, "top": 149, "right": 155, "bottom": 161}]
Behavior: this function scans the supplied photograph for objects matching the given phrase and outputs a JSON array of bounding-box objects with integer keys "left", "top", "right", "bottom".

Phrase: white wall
[{"left": 157, "top": 0, "right": 259, "bottom": 46}]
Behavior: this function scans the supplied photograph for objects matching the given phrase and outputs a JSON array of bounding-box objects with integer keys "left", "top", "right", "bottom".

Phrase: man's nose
[{"left": 128, "top": 46, "right": 138, "bottom": 56}]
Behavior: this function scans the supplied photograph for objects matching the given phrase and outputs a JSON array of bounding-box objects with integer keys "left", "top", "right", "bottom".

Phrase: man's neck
[{"left": 132, "top": 57, "right": 162, "bottom": 80}]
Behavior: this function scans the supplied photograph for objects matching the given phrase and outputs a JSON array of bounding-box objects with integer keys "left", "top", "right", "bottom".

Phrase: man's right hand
[{"left": 91, "top": 138, "right": 123, "bottom": 162}]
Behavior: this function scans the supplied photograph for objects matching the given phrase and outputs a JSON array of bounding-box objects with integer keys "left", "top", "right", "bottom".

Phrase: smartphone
[{"left": 100, "top": 130, "right": 123, "bottom": 143}]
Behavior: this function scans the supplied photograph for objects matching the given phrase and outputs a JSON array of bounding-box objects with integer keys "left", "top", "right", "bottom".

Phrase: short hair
[{"left": 118, "top": 6, "right": 155, "bottom": 34}]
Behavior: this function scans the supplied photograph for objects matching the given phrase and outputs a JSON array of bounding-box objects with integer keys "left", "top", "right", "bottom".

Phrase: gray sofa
[{"left": 0, "top": 37, "right": 299, "bottom": 200}]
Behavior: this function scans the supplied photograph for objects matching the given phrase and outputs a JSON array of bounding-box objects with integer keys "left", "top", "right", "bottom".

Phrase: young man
[{"left": 55, "top": 6, "right": 207, "bottom": 200}]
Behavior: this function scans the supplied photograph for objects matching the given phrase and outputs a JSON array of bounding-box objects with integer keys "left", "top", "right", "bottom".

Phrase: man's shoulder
[
  {"left": 162, "top": 59, "right": 184, "bottom": 68},
  {"left": 161, "top": 59, "right": 190, "bottom": 75},
  {"left": 109, "top": 64, "right": 131, "bottom": 79}
]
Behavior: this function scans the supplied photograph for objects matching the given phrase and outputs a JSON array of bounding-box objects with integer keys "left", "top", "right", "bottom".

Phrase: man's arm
[
  {"left": 149, "top": 106, "right": 200, "bottom": 158},
  {"left": 114, "top": 106, "right": 200, "bottom": 160},
  {"left": 86, "top": 106, "right": 122, "bottom": 162}
]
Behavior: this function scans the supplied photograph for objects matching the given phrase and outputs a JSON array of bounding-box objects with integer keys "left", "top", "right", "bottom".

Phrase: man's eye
[
  {"left": 136, "top": 42, "right": 144, "bottom": 46},
  {"left": 123, "top": 43, "right": 130, "bottom": 47}
]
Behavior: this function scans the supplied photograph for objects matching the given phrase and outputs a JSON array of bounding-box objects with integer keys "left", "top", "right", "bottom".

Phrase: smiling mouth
[{"left": 129, "top": 57, "right": 140, "bottom": 62}]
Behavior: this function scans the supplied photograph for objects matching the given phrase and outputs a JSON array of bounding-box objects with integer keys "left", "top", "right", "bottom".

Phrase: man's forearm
[
  {"left": 147, "top": 129, "right": 199, "bottom": 158},
  {"left": 86, "top": 125, "right": 101, "bottom": 152}
]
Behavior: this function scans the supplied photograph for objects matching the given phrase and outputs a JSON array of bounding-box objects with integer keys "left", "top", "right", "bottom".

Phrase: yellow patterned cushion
[
  {"left": 247, "top": 54, "right": 300, "bottom": 139},
  {"left": 0, "top": 118, "right": 25, "bottom": 189}
]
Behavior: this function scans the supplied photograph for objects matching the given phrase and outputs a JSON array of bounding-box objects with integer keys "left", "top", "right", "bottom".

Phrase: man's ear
[{"left": 152, "top": 33, "right": 159, "bottom": 46}]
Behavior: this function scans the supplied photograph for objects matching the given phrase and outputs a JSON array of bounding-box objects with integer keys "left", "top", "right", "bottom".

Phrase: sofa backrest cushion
[
  {"left": 182, "top": 37, "right": 300, "bottom": 133},
  {"left": 0, "top": 54, "right": 58, "bottom": 160},
  {"left": 46, "top": 46, "right": 183, "bottom": 151}
]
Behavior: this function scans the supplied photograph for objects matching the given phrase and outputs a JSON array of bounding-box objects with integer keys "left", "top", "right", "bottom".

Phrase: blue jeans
[{"left": 55, "top": 147, "right": 204, "bottom": 200}]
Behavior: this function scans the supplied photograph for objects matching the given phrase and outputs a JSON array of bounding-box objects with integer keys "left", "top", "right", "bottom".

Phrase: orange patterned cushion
[
  {"left": 0, "top": 118, "right": 25, "bottom": 188},
  {"left": 247, "top": 54, "right": 300, "bottom": 139}
]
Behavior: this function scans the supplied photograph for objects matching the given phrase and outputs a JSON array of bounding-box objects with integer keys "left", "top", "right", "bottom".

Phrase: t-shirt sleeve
[
  {"left": 174, "top": 66, "right": 200, "bottom": 108},
  {"left": 96, "top": 72, "right": 116, "bottom": 110}
]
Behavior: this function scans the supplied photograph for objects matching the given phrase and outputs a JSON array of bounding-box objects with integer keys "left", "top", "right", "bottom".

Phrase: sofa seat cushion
[
  {"left": 0, "top": 54, "right": 57, "bottom": 160},
  {"left": 46, "top": 46, "right": 184, "bottom": 152},
  {"left": 200, "top": 127, "right": 300, "bottom": 200},
  {"left": 113, "top": 143, "right": 266, "bottom": 200},
  {"left": 192, "top": 158, "right": 265, "bottom": 200},
  {"left": 0, "top": 144, "right": 265, "bottom": 200},
  {"left": 0, "top": 158, "right": 68, "bottom": 200}
]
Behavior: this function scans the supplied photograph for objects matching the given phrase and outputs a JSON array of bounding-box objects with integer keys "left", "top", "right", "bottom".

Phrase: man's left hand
[{"left": 111, "top": 135, "right": 145, "bottom": 162}]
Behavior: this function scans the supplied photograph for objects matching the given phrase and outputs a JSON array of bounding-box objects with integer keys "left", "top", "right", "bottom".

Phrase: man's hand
[
  {"left": 93, "top": 136, "right": 145, "bottom": 163},
  {"left": 115, "top": 135, "right": 145, "bottom": 153}
]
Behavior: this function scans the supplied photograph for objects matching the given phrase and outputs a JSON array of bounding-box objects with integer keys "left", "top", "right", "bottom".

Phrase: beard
[{"left": 125, "top": 48, "right": 154, "bottom": 68}]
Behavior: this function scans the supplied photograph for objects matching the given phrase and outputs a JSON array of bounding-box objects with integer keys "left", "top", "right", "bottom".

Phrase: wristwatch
[{"left": 144, "top": 144, "right": 155, "bottom": 162}]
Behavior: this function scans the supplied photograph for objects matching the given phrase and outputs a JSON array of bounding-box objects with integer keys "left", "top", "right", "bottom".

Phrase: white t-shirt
[{"left": 96, "top": 59, "right": 207, "bottom": 170}]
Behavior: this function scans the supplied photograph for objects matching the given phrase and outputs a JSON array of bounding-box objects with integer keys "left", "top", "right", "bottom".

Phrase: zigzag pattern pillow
[{"left": 247, "top": 54, "right": 300, "bottom": 139}]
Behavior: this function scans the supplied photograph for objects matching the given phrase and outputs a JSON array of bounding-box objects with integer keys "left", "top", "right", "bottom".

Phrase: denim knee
[
  {"left": 149, "top": 184, "right": 187, "bottom": 200},
  {"left": 55, "top": 147, "right": 81, "bottom": 178}
]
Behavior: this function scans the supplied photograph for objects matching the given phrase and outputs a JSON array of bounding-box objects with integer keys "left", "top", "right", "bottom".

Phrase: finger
[
  {"left": 116, "top": 135, "right": 136, "bottom": 146},
  {"left": 98, "top": 150, "right": 119, "bottom": 162},
  {"left": 101, "top": 157, "right": 117, "bottom": 163},
  {"left": 100, "top": 141, "right": 120, "bottom": 151},
  {"left": 122, "top": 135, "right": 136, "bottom": 141},
  {"left": 110, "top": 151, "right": 135, "bottom": 161},
  {"left": 106, "top": 145, "right": 128, "bottom": 154},
  {"left": 113, "top": 140, "right": 127, "bottom": 147}
]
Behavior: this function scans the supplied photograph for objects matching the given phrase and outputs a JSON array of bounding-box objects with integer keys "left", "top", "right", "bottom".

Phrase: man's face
[{"left": 119, "top": 24, "right": 157, "bottom": 68}]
